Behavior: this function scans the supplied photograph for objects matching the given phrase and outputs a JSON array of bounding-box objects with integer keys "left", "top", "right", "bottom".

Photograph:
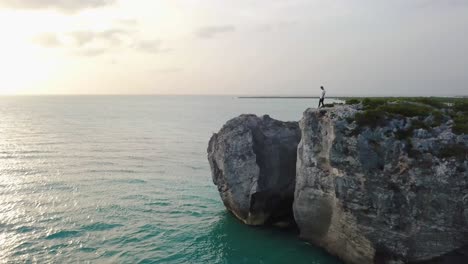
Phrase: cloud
[
  {"left": 69, "top": 31, "right": 95, "bottom": 46},
  {"left": 135, "top": 40, "right": 171, "bottom": 54},
  {"left": 0, "top": 0, "right": 116, "bottom": 13},
  {"left": 196, "top": 25, "right": 236, "bottom": 39},
  {"left": 33, "top": 28, "right": 131, "bottom": 57},
  {"left": 33, "top": 29, "right": 171, "bottom": 57},
  {"left": 68, "top": 29, "right": 130, "bottom": 47},
  {"left": 33, "top": 32, "right": 62, "bottom": 47}
]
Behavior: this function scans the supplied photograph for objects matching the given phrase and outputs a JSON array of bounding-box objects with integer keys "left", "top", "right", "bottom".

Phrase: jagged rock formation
[
  {"left": 208, "top": 114, "right": 301, "bottom": 225},
  {"left": 208, "top": 105, "right": 468, "bottom": 264}
]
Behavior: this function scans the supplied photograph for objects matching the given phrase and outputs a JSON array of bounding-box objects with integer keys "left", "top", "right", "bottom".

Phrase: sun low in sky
[{"left": 0, "top": 0, "right": 467, "bottom": 96}]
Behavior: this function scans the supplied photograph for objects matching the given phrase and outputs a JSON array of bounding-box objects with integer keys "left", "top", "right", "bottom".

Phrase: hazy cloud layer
[
  {"left": 0, "top": 0, "right": 115, "bottom": 13},
  {"left": 196, "top": 25, "right": 235, "bottom": 39},
  {"left": 11, "top": 1, "right": 468, "bottom": 95}
]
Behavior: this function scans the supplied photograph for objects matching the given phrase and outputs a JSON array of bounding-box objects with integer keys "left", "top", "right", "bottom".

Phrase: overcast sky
[{"left": 0, "top": 0, "right": 467, "bottom": 96}]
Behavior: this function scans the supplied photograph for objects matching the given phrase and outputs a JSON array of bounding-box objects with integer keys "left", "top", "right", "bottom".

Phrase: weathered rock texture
[
  {"left": 295, "top": 106, "right": 468, "bottom": 264},
  {"left": 208, "top": 114, "right": 301, "bottom": 225},
  {"left": 208, "top": 106, "right": 468, "bottom": 264}
]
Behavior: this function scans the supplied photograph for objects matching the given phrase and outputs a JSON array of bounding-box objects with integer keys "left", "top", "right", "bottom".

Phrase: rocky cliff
[
  {"left": 208, "top": 103, "right": 468, "bottom": 264},
  {"left": 208, "top": 114, "right": 301, "bottom": 225}
]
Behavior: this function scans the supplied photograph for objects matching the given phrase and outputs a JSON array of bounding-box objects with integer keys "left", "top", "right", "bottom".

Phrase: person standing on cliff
[{"left": 318, "top": 86, "right": 326, "bottom": 108}]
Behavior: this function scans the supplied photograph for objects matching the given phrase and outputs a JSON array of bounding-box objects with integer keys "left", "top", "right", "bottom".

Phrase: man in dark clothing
[{"left": 318, "top": 86, "right": 326, "bottom": 108}]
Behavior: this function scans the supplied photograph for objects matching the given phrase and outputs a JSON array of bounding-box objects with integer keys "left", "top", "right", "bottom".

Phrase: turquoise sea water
[{"left": 0, "top": 96, "right": 342, "bottom": 263}]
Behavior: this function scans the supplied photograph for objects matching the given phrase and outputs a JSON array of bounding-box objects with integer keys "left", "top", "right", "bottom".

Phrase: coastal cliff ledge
[{"left": 208, "top": 100, "right": 468, "bottom": 264}]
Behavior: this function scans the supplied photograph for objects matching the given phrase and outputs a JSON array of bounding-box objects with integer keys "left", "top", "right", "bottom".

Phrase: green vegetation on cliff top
[
  {"left": 343, "top": 97, "right": 468, "bottom": 135},
  {"left": 341, "top": 97, "right": 467, "bottom": 159}
]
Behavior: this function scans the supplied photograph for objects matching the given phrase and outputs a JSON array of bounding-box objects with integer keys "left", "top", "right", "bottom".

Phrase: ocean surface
[{"left": 0, "top": 96, "right": 342, "bottom": 264}]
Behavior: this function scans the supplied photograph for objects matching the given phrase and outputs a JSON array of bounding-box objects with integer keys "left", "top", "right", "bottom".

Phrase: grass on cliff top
[
  {"left": 343, "top": 96, "right": 467, "bottom": 107},
  {"left": 344, "top": 97, "right": 468, "bottom": 135}
]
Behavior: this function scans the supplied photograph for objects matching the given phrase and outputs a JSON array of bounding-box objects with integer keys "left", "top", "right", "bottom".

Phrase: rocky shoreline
[{"left": 208, "top": 103, "right": 467, "bottom": 264}]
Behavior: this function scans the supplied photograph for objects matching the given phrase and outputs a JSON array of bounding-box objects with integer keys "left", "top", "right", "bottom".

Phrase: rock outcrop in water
[
  {"left": 208, "top": 114, "right": 301, "bottom": 225},
  {"left": 208, "top": 104, "right": 468, "bottom": 264}
]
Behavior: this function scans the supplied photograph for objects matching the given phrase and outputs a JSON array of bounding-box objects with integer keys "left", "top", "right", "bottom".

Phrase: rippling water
[{"left": 0, "top": 96, "right": 341, "bottom": 263}]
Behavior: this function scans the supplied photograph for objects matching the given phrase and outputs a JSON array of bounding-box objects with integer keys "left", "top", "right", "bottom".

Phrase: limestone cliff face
[
  {"left": 208, "top": 106, "right": 468, "bottom": 264},
  {"left": 295, "top": 106, "right": 467, "bottom": 264},
  {"left": 208, "top": 114, "right": 301, "bottom": 225}
]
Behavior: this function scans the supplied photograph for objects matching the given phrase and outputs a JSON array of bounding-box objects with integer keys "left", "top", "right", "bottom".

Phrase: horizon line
[{"left": 0, "top": 93, "right": 467, "bottom": 98}]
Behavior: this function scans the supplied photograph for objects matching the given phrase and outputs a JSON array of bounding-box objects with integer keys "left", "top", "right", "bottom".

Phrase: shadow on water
[{"left": 202, "top": 211, "right": 343, "bottom": 264}]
